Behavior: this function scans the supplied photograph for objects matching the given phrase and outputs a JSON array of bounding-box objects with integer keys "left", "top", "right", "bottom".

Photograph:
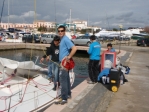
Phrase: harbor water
[{"left": 0, "top": 49, "right": 89, "bottom": 88}]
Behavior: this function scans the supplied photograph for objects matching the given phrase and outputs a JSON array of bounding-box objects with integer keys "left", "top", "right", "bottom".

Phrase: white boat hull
[
  {"left": 0, "top": 57, "right": 75, "bottom": 112},
  {"left": 0, "top": 57, "right": 42, "bottom": 77},
  {"left": 0, "top": 75, "right": 57, "bottom": 112}
]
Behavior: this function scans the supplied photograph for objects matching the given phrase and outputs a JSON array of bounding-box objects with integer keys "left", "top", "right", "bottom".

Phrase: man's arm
[
  {"left": 46, "top": 47, "right": 52, "bottom": 56},
  {"left": 68, "top": 46, "right": 77, "bottom": 59},
  {"left": 40, "top": 47, "right": 52, "bottom": 63},
  {"left": 65, "top": 38, "right": 77, "bottom": 59},
  {"left": 87, "top": 44, "right": 93, "bottom": 54},
  {"left": 46, "top": 55, "right": 51, "bottom": 61}
]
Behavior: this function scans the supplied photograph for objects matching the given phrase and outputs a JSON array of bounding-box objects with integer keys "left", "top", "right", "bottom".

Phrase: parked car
[
  {"left": 131, "top": 34, "right": 144, "bottom": 40},
  {"left": 72, "top": 35, "right": 99, "bottom": 46},
  {"left": 22, "top": 34, "right": 40, "bottom": 43},
  {"left": 107, "top": 36, "right": 115, "bottom": 41},
  {"left": 19, "top": 32, "right": 31, "bottom": 38},
  {"left": 97, "top": 36, "right": 104, "bottom": 41},
  {"left": 118, "top": 37, "right": 130, "bottom": 41},
  {"left": 137, "top": 38, "right": 149, "bottom": 47},
  {"left": 131, "top": 35, "right": 143, "bottom": 40},
  {"left": 100, "top": 36, "right": 114, "bottom": 41},
  {"left": 40, "top": 34, "right": 56, "bottom": 44}
]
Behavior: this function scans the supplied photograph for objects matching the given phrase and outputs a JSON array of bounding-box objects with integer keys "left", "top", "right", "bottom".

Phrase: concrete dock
[
  {"left": 106, "top": 47, "right": 149, "bottom": 112},
  {"left": 43, "top": 45, "right": 149, "bottom": 112},
  {"left": 0, "top": 42, "right": 148, "bottom": 112},
  {"left": 0, "top": 43, "right": 89, "bottom": 51},
  {"left": 0, "top": 40, "right": 137, "bottom": 50}
]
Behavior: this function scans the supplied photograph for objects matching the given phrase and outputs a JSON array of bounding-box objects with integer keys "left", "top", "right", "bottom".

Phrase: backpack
[{"left": 123, "top": 66, "right": 130, "bottom": 74}]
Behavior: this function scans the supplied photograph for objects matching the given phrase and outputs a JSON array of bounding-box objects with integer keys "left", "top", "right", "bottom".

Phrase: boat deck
[{"left": 0, "top": 75, "right": 57, "bottom": 112}]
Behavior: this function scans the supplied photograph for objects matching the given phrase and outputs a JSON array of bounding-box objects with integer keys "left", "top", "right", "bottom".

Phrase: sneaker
[
  {"left": 52, "top": 87, "right": 56, "bottom": 91},
  {"left": 120, "top": 80, "right": 123, "bottom": 85},
  {"left": 87, "top": 81, "right": 95, "bottom": 84},
  {"left": 48, "top": 78, "right": 53, "bottom": 83},
  {"left": 124, "top": 79, "right": 128, "bottom": 82},
  {"left": 55, "top": 98, "right": 62, "bottom": 104},
  {"left": 60, "top": 100, "right": 67, "bottom": 105}
]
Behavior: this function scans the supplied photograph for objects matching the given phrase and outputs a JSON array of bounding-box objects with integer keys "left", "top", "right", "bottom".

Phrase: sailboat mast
[
  {"left": 54, "top": 0, "right": 56, "bottom": 23},
  {"left": 33, "top": 0, "right": 37, "bottom": 32},
  {"left": 87, "top": 14, "right": 89, "bottom": 27},
  {"left": 0, "top": 0, "right": 5, "bottom": 28},
  {"left": 8, "top": 0, "right": 9, "bottom": 28},
  {"left": 34, "top": 0, "right": 36, "bottom": 21},
  {"left": 69, "top": 8, "right": 71, "bottom": 31},
  {"left": 105, "top": 10, "right": 110, "bottom": 30},
  {"left": 54, "top": 0, "right": 57, "bottom": 33},
  {"left": 69, "top": 8, "right": 71, "bottom": 24}
]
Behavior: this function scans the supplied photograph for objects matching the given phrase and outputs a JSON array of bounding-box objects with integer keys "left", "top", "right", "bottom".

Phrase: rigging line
[
  {"left": 31, "top": 0, "right": 37, "bottom": 68},
  {"left": 32, "top": 79, "right": 53, "bottom": 86},
  {"left": 11, "top": 0, "right": 18, "bottom": 62},
  {"left": 36, "top": 91, "right": 39, "bottom": 107},
  {"left": 0, "top": 82, "right": 27, "bottom": 89},
  {"left": 54, "top": 0, "right": 57, "bottom": 33},
  {"left": 11, "top": 0, "right": 24, "bottom": 100},
  {"left": 10, "top": 83, "right": 56, "bottom": 103},
  {"left": 2, "top": 85, "right": 53, "bottom": 104},
  {"left": 34, "top": 91, "right": 36, "bottom": 108},
  {"left": 27, "top": 0, "right": 37, "bottom": 79},
  {"left": 9, "top": 87, "right": 13, "bottom": 95},
  {"left": 16, "top": 84, "right": 51, "bottom": 94},
  {"left": 38, "top": 1, "right": 57, "bottom": 64},
  {"left": 1, "top": 82, "right": 29, "bottom": 112},
  {"left": 12, "top": 88, "right": 55, "bottom": 103},
  {"left": 105, "top": 10, "right": 110, "bottom": 31},
  {"left": 54, "top": 0, "right": 57, "bottom": 23},
  {"left": 21, "top": 0, "right": 29, "bottom": 80},
  {"left": 0, "top": 0, "right": 5, "bottom": 27},
  {"left": 34, "top": 91, "right": 39, "bottom": 108},
  {"left": 40, "top": 57, "right": 60, "bottom": 67},
  {"left": 39, "top": 1, "right": 58, "bottom": 60}
]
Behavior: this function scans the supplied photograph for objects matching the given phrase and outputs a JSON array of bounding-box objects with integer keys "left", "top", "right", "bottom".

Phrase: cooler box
[
  {"left": 109, "top": 68, "right": 121, "bottom": 92},
  {"left": 101, "top": 51, "right": 116, "bottom": 71}
]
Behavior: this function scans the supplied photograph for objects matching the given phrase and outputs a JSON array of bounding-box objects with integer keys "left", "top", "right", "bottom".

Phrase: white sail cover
[
  {"left": 0, "top": 57, "right": 41, "bottom": 76},
  {"left": 0, "top": 57, "right": 41, "bottom": 69}
]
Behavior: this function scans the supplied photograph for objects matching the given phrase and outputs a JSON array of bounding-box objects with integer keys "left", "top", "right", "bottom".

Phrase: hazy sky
[{"left": 0, "top": 0, "right": 149, "bottom": 29}]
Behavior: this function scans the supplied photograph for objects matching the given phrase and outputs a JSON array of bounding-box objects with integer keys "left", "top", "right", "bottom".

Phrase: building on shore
[
  {"left": 0, "top": 23, "right": 34, "bottom": 30},
  {"left": 0, "top": 20, "right": 101, "bottom": 32},
  {"left": 0, "top": 20, "right": 56, "bottom": 30},
  {"left": 71, "top": 20, "right": 88, "bottom": 30},
  {"left": 87, "top": 26, "right": 101, "bottom": 31},
  {"left": 33, "top": 20, "right": 56, "bottom": 28}
]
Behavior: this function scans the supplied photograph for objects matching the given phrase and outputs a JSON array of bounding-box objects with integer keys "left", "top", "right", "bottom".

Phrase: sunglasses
[{"left": 58, "top": 30, "right": 65, "bottom": 33}]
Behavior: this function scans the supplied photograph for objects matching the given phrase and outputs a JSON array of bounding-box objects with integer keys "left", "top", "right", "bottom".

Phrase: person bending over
[{"left": 40, "top": 36, "right": 60, "bottom": 91}]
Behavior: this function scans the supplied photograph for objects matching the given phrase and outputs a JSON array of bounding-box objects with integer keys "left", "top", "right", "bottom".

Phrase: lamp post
[{"left": 119, "top": 24, "right": 123, "bottom": 51}]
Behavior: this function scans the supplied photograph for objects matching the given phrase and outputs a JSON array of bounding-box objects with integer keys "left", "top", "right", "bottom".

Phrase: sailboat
[{"left": 0, "top": 1, "right": 75, "bottom": 112}]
